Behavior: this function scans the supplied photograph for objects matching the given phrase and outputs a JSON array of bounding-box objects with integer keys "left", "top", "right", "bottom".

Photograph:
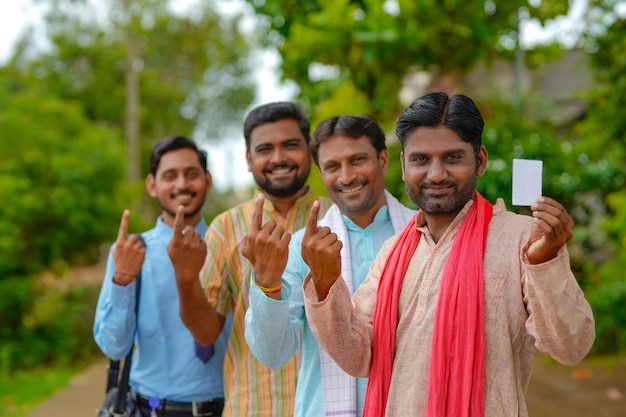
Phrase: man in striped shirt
[{"left": 170, "top": 102, "right": 331, "bottom": 416}]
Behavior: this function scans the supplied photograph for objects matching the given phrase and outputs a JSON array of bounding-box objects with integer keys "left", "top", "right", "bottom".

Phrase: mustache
[
  {"left": 265, "top": 163, "right": 297, "bottom": 172},
  {"left": 420, "top": 180, "right": 456, "bottom": 189},
  {"left": 333, "top": 180, "right": 366, "bottom": 192}
]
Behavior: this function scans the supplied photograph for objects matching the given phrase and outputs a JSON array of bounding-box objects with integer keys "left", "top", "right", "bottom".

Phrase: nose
[
  {"left": 339, "top": 164, "right": 357, "bottom": 185},
  {"left": 427, "top": 159, "right": 447, "bottom": 183},
  {"left": 270, "top": 147, "right": 287, "bottom": 164},
  {"left": 175, "top": 174, "right": 189, "bottom": 189}
]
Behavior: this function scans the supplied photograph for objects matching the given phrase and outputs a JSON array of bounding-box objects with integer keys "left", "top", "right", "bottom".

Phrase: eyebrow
[{"left": 407, "top": 147, "right": 468, "bottom": 157}]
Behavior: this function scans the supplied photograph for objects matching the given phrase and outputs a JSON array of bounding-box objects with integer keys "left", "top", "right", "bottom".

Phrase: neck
[
  {"left": 265, "top": 186, "right": 309, "bottom": 218},
  {"left": 344, "top": 198, "right": 387, "bottom": 229},
  {"left": 423, "top": 212, "right": 457, "bottom": 244},
  {"left": 162, "top": 212, "right": 201, "bottom": 229}
]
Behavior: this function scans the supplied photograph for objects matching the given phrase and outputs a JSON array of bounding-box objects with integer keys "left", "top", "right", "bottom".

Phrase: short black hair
[
  {"left": 395, "top": 92, "right": 484, "bottom": 157},
  {"left": 243, "top": 102, "right": 310, "bottom": 150},
  {"left": 310, "top": 115, "right": 386, "bottom": 165},
  {"left": 149, "top": 135, "right": 207, "bottom": 176}
]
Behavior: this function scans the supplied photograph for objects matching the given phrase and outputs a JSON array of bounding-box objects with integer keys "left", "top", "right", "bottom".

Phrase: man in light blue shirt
[
  {"left": 242, "top": 115, "right": 415, "bottom": 417},
  {"left": 94, "top": 135, "right": 228, "bottom": 417}
]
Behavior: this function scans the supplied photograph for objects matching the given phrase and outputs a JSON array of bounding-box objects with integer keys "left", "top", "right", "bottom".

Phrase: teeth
[
  {"left": 175, "top": 195, "right": 192, "bottom": 200},
  {"left": 270, "top": 168, "right": 291, "bottom": 174},
  {"left": 341, "top": 185, "right": 364, "bottom": 193}
]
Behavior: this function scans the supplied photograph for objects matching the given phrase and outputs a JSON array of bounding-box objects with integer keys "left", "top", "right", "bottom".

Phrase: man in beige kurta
[{"left": 300, "top": 92, "right": 595, "bottom": 417}]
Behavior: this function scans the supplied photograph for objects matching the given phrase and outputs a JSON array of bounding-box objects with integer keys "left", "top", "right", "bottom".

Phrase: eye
[
  {"left": 411, "top": 155, "right": 427, "bottom": 164},
  {"left": 163, "top": 172, "right": 176, "bottom": 181},
  {"left": 256, "top": 146, "right": 271, "bottom": 154},
  {"left": 323, "top": 163, "right": 339, "bottom": 172}
]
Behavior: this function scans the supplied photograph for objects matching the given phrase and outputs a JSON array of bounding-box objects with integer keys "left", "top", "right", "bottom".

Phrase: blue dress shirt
[
  {"left": 93, "top": 216, "right": 229, "bottom": 401},
  {"left": 245, "top": 206, "right": 396, "bottom": 417}
]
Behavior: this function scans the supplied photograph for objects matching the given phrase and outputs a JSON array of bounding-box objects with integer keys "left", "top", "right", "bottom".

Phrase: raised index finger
[
  {"left": 172, "top": 205, "right": 185, "bottom": 236},
  {"left": 116, "top": 209, "right": 130, "bottom": 245},
  {"left": 250, "top": 194, "right": 265, "bottom": 233},
  {"left": 305, "top": 200, "right": 320, "bottom": 236}
]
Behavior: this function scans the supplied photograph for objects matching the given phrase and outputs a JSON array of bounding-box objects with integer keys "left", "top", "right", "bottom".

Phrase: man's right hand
[
  {"left": 111, "top": 209, "right": 146, "bottom": 286},
  {"left": 168, "top": 205, "right": 207, "bottom": 288},
  {"left": 241, "top": 195, "right": 291, "bottom": 296},
  {"left": 301, "top": 201, "right": 343, "bottom": 301}
]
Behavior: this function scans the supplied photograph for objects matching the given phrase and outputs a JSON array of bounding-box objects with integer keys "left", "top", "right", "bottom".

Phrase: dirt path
[
  {"left": 25, "top": 357, "right": 109, "bottom": 417},
  {"left": 25, "top": 352, "right": 625, "bottom": 417}
]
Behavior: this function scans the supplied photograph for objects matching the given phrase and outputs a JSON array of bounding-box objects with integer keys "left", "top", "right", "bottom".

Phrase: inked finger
[
  {"left": 116, "top": 209, "right": 130, "bottom": 246},
  {"left": 172, "top": 205, "right": 185, "bottom": 237},
  {"left": 305, "top": 201, "right": 320, "bottom": 236},
  {"left": 251, "top": 194, "right": 265, "bottom": 233}
]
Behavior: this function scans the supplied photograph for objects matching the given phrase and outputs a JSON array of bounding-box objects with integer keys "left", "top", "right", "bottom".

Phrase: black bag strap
[{"left": 109, "top": 235, "right": 144, "bottom": 414}]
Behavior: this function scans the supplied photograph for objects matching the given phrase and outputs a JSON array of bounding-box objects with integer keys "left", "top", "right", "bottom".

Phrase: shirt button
[
  {"left": 433, "top": 250, "right": 439, "bottom": 256},
  {"left": 424, "top": 280, "right": 430, "bottom": 286}
]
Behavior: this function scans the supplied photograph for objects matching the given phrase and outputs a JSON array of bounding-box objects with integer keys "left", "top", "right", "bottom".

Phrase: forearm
[
  {"left": 524, "top": 249, "right": 595, "bottom": 365},
  {"left": 93, "top": 273, "right": 137, "bottom": 360},
  {"left": 177, "top": 277, "right": 225, "bottom": 346},
  {"left": 304, "top": 275, "right": 373, "bottom": 377},
  {"left": 245, "top": 282, "right": 299, "bottom": 368}
]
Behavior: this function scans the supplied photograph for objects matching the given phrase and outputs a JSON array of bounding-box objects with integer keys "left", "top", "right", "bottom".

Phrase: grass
[{"left": 0, "top": 362, "right": 90, "bottom": 417}]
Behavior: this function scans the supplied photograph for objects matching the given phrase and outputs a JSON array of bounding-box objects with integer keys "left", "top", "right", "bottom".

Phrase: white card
[{"left": 512, "top": 159, "right": 543, "bottom": 206}]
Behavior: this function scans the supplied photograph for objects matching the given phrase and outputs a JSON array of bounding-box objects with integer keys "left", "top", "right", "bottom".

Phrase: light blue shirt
[
  {"left": 93, "top": 216, "right": 229, "bottom": 401},
  {"left": 245, "top": 206, "right": 396, "bottom": 417}
]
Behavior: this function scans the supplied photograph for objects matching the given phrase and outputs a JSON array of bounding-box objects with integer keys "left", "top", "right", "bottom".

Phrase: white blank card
[{"left": 512, "top": 159, "right": 543, "bottom": 206}]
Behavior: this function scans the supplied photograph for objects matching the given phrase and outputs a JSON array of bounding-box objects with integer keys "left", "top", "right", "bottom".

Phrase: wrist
[
  {"left": 255, "top": 280, "right": 282, "bottom": 296},
  {"left": 112, "top": 271, "right": 135, "bottom": 286}
]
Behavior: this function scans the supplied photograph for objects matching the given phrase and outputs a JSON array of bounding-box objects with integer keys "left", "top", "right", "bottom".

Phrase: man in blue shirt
[
  {"left": 241, "top": 115, "right": 415, "bottom": 417},
  {"left": 94, "top": 135, "right": 227, "bottom": 417}
]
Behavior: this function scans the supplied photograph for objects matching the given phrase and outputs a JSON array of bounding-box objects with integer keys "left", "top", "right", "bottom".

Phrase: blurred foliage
[
  {"left": 245, "top": 0, "right": 570, "bottom": 123},
  {"left": 0, "top": 0, "right": 259, "bottom": 377},
  {"left": 0, "top": 91, "right": 126, "bottom": 276},
  {"left": 576, "top": 15, "right": 626, "bottom": 354},
  {"left": 0, "top": 277, "right": 102, "bottom": 375},
  {"left": 11, "top": 0, "right": 256, "bottom": 172}
]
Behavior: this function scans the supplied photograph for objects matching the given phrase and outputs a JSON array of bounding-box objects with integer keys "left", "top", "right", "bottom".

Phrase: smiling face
[
  {"left": 401, "top": 125, "right": 487, "bottom": 219},
  {"left": 246, "top": 118, "right": 311, "bottom": 199},
  {"left": 146, "top": 147, "right": 212, "bottom": 227},
  {"left": 317, "top": 135, "right": 388, "bottom": 228}
]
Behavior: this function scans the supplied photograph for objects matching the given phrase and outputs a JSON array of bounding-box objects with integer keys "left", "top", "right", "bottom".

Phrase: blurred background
[{"left": 0, "top": 0, "right": 624, "bottom": 416}]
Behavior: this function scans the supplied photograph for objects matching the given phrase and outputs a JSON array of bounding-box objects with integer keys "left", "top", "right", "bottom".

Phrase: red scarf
[{"left": 363, "top": 192, "right": 493, "bottom": 417}]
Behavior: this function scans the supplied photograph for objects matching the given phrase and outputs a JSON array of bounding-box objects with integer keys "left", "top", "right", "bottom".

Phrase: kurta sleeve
[
  {"left": 304, "top": 238, "right": 394, "bottom": 378},
  {"left": 522, "top": 247, "right": 595, "bottom": 365}
]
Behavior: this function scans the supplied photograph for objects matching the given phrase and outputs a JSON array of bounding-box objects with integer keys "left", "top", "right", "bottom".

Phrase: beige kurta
[{"left": 304, "top": 198, "right": 595, "bottom": 417}]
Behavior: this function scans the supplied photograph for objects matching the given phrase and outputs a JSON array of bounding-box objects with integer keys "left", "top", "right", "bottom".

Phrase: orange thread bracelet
[{"left": 255, "top": 281, "right": 282, "bottom": 294}]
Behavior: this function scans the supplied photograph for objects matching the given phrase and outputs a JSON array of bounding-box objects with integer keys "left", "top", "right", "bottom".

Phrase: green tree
[
  {"left": 11, "top": 0, "right": 256, "bottom": 177},
  {"left": 0, "top": 91, "right": 125, "bottom": 277},
  {"left": 576, "top": 15, "right": 626, "bottom": 353},
  {"left": 245, "top": 0, "right": 570, "bottom": 123}
]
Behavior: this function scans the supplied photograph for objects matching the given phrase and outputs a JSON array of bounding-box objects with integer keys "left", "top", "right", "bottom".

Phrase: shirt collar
[
  {"left": 256, "top": 186, "right": 318, "bottom": 214},
  {"left": 343, "top": 205, "right": 391, "bottom": 233}
]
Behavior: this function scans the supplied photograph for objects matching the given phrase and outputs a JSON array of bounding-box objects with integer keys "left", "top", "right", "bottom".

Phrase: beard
[
  {"left": 254, "top": 165, "right": 310, "bottom": 199},
  {"left": 332, "top": 180, "right": 383, "bottom": 216},
  {"left": 157, "top": 192, "right": 206, "bottom": 220},
  {"left": 406, "top": 173, "right": 477, "bottom": 216}
]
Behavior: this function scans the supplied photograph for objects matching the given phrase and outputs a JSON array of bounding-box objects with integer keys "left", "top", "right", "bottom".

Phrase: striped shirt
[{"left": 202, "top": 187, "right": 331, "bottom": 417}]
